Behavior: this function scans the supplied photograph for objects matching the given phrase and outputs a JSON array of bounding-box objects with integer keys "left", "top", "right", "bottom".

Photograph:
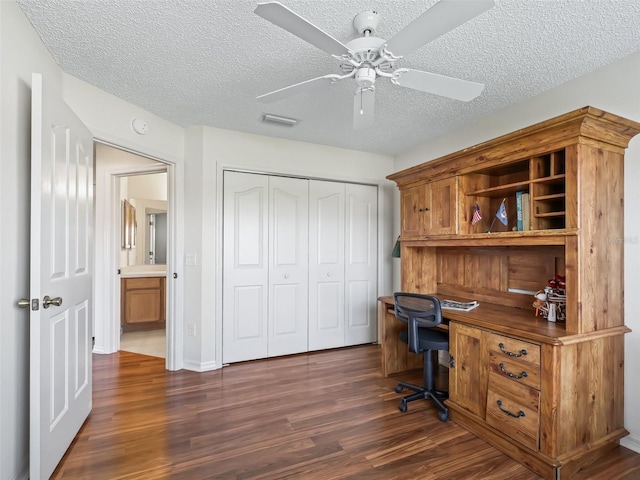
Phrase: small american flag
[{"left": 471, "top": 202, "right": 482, "bottom": 225}]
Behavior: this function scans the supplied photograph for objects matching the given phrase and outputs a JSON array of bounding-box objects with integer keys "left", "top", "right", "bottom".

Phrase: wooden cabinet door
[
  {"left": 449, "top": 322, "right": 488, "bottom": 418},
  {"left": 400, "top": 185, "right": 425, "bottom": 237},
  {"left": 121, "top": 277, "right": 166, "bottom": 330},
  {"left": 400, "top": 178, "right": 457, "bottom": 237},
  {"left": 428, "top": 177, "right": 458, "bottom": 235}
]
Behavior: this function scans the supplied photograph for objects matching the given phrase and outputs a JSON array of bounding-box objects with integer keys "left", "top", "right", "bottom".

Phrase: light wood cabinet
[
  {"left": 401, "top": 177, "right": 457, "bottom": 236},
  {"left": 448, "top": 322, "right": 487, "bottom": 418},
  {"left": 121, "top": 276, "right": 166, "bottom": 332},
  {"left": 388, "top": 107, "right": 640, "bottom": 480}
]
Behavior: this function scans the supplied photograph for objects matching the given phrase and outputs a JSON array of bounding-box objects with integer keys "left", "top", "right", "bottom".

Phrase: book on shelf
[
  {"left": 522, "top": 193, "right": 530, "bottom": 231},
  {"left": 516, "top": 191, "right": 524, "bottom": 231},
  {"left": 441, "top": 299, "right": 480, "bottom": 312},
  {"left": 515, "top": 191, "right": 530, "bottom": 231}
]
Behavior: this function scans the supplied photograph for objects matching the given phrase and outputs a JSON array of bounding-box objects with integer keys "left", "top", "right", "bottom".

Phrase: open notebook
[{"left": 441, "top": 299, "right": 479, "bottom": 312}]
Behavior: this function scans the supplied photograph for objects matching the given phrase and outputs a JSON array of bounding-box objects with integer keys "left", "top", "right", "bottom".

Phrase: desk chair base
[{"left": 395, "top": 382, "right": 449, "bottom": 421}]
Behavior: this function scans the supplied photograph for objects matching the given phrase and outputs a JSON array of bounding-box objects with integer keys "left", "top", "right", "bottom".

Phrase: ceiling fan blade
[
  {"left": 255, "top": 2, "right": 351, "bottom": 57},
  {"left": 393, "top": 68, "right": 484, "bottom": 101},
  {"left": 257, "top": 74, "right": 342, "bottom": 103},
  {"left": 353, "top": 87, "right": 375, "bottom": 130},
  {"left": 384, "top": 0, "right": 494, "bottom": 58}
]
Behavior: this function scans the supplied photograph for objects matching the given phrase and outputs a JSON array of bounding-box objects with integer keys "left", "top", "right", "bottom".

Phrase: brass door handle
[{"left": 43, "top": 296, "right": 63, "bottom": 309}]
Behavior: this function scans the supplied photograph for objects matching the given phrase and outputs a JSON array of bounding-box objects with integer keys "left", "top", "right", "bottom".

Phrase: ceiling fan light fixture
[
  {"left": 261, "top": 113, "right": 299, "bottom": 127},
  {"left": 355, "top": 67, "right": 376, "bottom": 88}
]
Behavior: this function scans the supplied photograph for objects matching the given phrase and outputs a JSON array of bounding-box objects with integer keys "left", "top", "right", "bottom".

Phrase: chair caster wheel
[
  {"left": 399, "top": 402, "right": 408, "bottom": 413},
  {"left": 438, "top": 411, "right": 448, "bottom": 422},
  {"left": 394, "top": 385, "right": 403, "bottom": 393}
]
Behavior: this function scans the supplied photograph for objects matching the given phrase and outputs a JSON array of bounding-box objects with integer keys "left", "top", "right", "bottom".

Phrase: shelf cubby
[{"left": 463, "top": 149, "right": 567, "bottom": 233}]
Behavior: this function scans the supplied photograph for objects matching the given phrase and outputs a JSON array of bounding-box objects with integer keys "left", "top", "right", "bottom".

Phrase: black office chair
[{"left": 393, "top": 292, "right": 449, "bottom": 421}]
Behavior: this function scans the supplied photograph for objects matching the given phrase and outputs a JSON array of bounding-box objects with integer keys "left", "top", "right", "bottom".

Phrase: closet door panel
[
  {"left": 309, "top": 180, "right": 345, "bottom": 350},
  {"left": 223, "top": 172, "right": 269, "bottom": 363},
  {"left": 345, "top": 184, "right": 378, "bottom": 345},
  {"left": 268, "top": 176, "right": 309, "bottom": 357}
]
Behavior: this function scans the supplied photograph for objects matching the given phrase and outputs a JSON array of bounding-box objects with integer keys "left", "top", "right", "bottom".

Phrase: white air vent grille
[{"left": 261, "top": 113, "right": 299, "bottom": 127}]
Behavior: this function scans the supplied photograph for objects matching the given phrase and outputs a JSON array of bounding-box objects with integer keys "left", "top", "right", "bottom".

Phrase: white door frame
[{"left": 93, "top": 141, "right": 181, "bottom": 370}]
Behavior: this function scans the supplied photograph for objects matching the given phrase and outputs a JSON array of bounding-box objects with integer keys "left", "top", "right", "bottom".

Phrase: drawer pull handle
[
  {"left": 498, "top": 342, "right": 527, "bottom": 357},
  {"left": 499, "top": 362, "right": 528, "bottom": 379},
  {"left": 496, "top": 400, "right": 525, "bottom": 418}
]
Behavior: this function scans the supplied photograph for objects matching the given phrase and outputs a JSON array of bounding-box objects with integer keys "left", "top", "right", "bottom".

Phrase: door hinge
[{"left": 448, "top": 354, "right": 455, "bottom": 368}]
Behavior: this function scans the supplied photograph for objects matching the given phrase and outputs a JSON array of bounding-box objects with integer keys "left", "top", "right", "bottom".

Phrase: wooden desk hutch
[{"left": 386, "top": 107, "right": 640, "bottom": 480}]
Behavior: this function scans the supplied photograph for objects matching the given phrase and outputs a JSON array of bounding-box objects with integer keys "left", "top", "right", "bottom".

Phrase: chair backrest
[{"left": 394, "top": 292, "right": 442, "bottom": 354}]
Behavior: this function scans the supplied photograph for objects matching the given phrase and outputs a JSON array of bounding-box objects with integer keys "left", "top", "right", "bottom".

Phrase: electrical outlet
[{"left": 188, "top": 323, "right": 196, "bottom": 336}]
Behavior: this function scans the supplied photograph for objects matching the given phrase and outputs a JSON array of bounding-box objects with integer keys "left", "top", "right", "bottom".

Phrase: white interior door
[
  {"left": 345, "top": 184, "right": 378, "bottom": 345},
  {"left": 29, "top": 73, "right": 94, "bottom": 480},
  {"left": 308, "top": 180, "right": 345, "bottom": 351},
  {"left": 268, "top": 176, "right": 309, "bottom": 356},
  {"left": 223, "top": 171, "right": 269, "bottom": 363}
]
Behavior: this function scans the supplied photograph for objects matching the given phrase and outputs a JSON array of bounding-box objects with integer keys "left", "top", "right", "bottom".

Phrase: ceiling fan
[{"left": 254, "top": 0, "right": 494, "bottom": 129}]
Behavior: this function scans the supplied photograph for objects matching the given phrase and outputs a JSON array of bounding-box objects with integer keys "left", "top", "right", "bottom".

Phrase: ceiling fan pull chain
[{"left": 360, "top": 89, "right": 364, "bottom": 115}]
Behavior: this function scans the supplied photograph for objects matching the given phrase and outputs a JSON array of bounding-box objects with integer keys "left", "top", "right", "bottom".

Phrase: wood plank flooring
[{"left": 52, "top": 345, "right": 640, "bottom": 479}]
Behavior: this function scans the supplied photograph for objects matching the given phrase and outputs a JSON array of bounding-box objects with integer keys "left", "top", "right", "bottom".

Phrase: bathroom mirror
[
  {"left": 131, "top": 198, "right": 167, "bottom": 265},
  {"left": 122, "top": 199, "right": 136, "bottom": 249},
  {"left": 146, "top": 211, "right": 167, "bottom": 264}
]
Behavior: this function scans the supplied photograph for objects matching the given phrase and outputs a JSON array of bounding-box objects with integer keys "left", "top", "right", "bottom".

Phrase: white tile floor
[{"left": 120, "top": 329, "right": 166, "bottom": 358}]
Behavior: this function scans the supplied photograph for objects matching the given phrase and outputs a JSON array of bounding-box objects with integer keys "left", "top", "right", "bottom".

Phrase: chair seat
[{"left": 399, "top": 328, "right": 448, "bottom": 352}]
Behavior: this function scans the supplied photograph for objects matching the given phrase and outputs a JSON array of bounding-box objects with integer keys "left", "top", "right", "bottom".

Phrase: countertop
[{"left": 120, "top": 265, "right": 167, "bottom": 278}]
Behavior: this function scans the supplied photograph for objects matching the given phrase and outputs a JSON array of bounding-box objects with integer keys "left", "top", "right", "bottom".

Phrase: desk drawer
[
  {"left": 123, "top": 277, "right": 163, "bottom": 290},
  {"left": 488, "top": 351, "right": 540, "bottom": 390},
  {"left": 486, "top": 373, "right": 540, "bottom": 451},
  {"left": 488, "top": 332, "right": 540, "bottom": 368}
]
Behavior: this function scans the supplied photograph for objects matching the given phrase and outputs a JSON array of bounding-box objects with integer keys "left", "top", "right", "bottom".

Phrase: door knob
[
  {"left": 43, "top": 296, "right": 63, "bottom": 309},
  {"left": 18, "top": 298, "right": 30, "bottom": 309}
]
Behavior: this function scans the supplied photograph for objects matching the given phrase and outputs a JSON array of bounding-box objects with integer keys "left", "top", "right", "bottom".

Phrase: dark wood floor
[{"left": 52, "top": 345, "right": 640, "bottom": 479}]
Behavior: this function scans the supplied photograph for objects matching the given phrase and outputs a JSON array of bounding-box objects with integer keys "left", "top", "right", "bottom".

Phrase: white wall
[
  {"left": 394, "top": 50, "right": 640, "bottom": 451},
  {"left": 128, "top": 172, "right": 167, "bottom": 200},
  {"left": 181, "top": 126, "right": 396, "bottom": 371},
  {"left": 0, "top": 2, "right": 65, "bottom": 478}
]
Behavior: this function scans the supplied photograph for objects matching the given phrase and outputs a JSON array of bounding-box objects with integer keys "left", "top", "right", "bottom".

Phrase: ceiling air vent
[{"left": 261, "top": 113, "right": 299, "bottom": 127}]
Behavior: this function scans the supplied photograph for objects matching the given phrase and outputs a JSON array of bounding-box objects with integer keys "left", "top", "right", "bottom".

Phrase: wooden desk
[
  {"left": 379, "top": 295, "right": 421, "bottom": 376},
  {"left": 379, "top": 294, "right": 629, "bottom": 480},
  {"left": 379, "top": 295, "right": 449, "bottom": 377}
]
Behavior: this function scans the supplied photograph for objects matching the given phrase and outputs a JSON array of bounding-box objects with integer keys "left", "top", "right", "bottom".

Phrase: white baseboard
[
  {"left": 620, "top": 434, "right": 640, "bottom": 453},
  {"left": 92, "top": 346, "right": 111, "bottom": 354},
  {"left": 181, "top": 359, "right": 220, "bottom": 372}
]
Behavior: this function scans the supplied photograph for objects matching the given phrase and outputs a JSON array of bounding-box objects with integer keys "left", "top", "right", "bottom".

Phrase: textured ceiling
[{"left": 16, "top": 0, "right": 640, "bottom": 156}]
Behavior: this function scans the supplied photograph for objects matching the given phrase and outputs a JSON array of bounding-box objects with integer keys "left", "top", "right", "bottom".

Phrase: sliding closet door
[
  {"left": 224, "top": 172, "right": 309, "bottom": 362},
  {"left": 268, "top": 176, "right": 309, "bottom": 357},
  {"left": 345, "top": 183, "right": 378, "bottom": 346},
  {"left": 308, "top": 181, "right": 345, "bottom": 351},
  {"left": 224, "top": 172, "right": 378, "bottom": 361},
  {"left": 222, "top": 171, "right": 269, "bottom": 363}
]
